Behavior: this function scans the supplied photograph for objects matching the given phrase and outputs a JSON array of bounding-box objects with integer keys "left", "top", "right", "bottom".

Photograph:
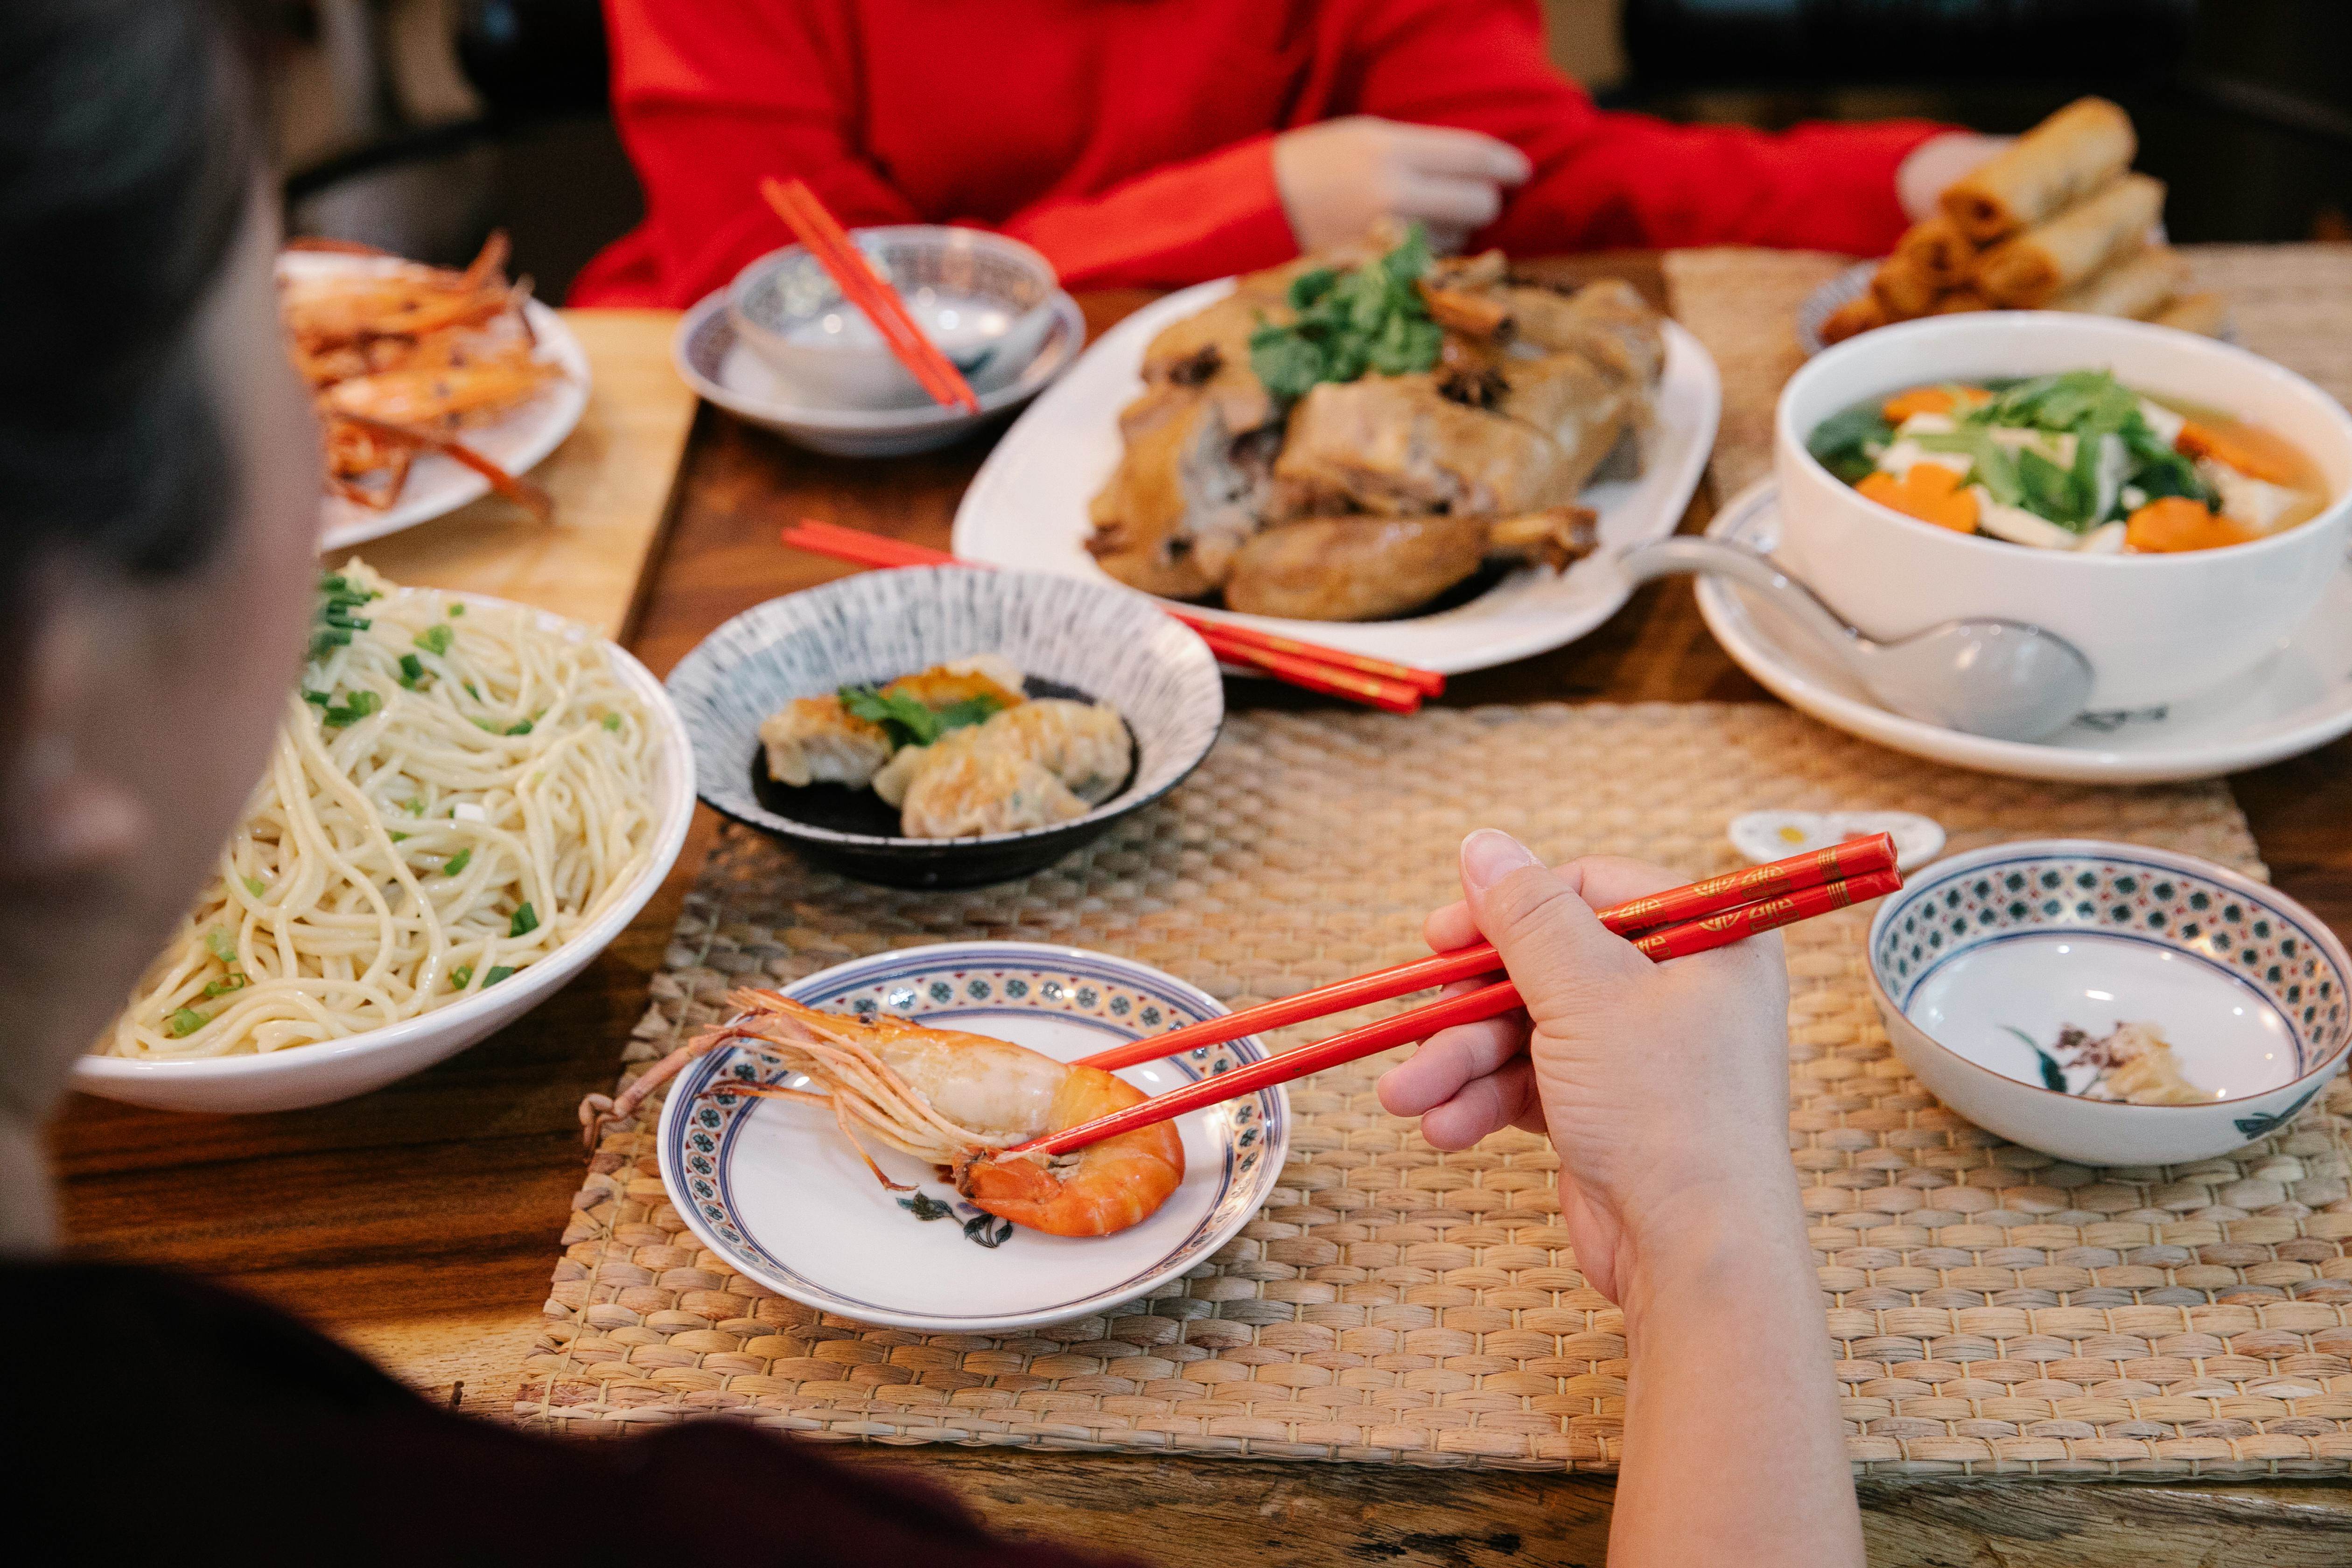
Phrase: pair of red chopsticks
[
  {"left": 778, "top": 518, "right": 1446, "bottom": 714},
  {"left": 759, "top": 177, "right": 982, "bottom": 416},
  {"left": 1003, "top": 832, "right": 1903, "bottom": 1159}
]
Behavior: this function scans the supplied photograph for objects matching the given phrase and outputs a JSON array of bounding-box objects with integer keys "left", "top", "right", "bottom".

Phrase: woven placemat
[
  {"left": 1662, "top": 242, "right": 2352, "bottom": 499},
  {"left": 516, "top": 703, "right": 2352, "bottom": 1477}
]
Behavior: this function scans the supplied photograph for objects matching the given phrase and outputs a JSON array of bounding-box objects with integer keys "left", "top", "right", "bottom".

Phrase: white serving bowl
[
  {"left": 1867, "top": 840, "right": 2351, "bottom": 1166},
  {"left": 1775, "top": 314, "right": 2352, "bottom": 712},
  {"left": 728, "top": 227, "right": 1059, "bottom": 410},
  {"left": 72, "top": 597, "right": 697, "bottom": 1114}
]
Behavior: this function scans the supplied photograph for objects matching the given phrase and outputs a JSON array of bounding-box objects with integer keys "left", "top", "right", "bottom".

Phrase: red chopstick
[
  {"left": 777, "top": 518, "right": 1442, "bottom": 711},
  {"left": 758, "top": 178, "right": 983, "bottom": 415},
  {"left": 1072, "top": 832, "right": 1897, "bottom": 1071},
  {"left": 1009, "top": 864, "right": 1904, "bottom": 1159}
]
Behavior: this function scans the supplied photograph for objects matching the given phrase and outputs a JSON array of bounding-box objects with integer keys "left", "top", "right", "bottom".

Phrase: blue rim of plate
[{"left": 656, "top": 941, "right": 1289, "bottom": 1328}]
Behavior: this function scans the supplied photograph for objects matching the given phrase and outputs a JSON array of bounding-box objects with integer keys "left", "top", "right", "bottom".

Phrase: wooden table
[{"left": 52, "top": 259, "right": 2352, "bottom": 1566}]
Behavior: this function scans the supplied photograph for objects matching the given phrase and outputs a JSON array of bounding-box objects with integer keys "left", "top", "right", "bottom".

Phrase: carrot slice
[
  {"left": 2174, "top": 420, "right": 2306, "bottom": 487},
  {"left": 1881, "top": 385, "right": 1992, "bottom": 424},
  {"left": 1859, "top": 463, "right": 1979, "bottom": 532},
  {"left": 2126, "top": 496, "right": 2251, "bottom": 553}
]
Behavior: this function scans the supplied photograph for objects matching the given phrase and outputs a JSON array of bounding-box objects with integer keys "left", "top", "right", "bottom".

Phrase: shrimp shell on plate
[{"left": 582, "top": 989, "right": 1183, "bottom": 1237}]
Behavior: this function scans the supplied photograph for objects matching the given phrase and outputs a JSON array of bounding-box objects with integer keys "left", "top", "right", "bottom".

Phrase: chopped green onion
[
  {"left": 602, "top": 713, "right": 622, "bottom": 732},
  {"left": 472, "top": 717, "right": 498, "bottom": 733},
  {"left": 167, "top": 1007, "right": 210, "bottom": 1038},
  {"left": 505, "top": 718, "right": 533, "bottom": 736},
  {"left": 319, "top": 689, "right": 383, "bottom": 728},
  {"left": 484, "top": 965, "right": 517, "bottom": 987},
  {"left": 463, "top": 681, "right": 481, "bottom": 700},
  {"left": 448, "top": 603, "right": 464, "bottom": 617},
  {"left": 388, "top": 831, "right": 409, "bottom": 843},
  {"left": 204, "top": 927, "right": 238, "bottom": 964},
  {"left": 202, "top": 972, "right": 246, "bottom": 999},
  {"left": 509, "top": 903, "right": 539, "bottom": 938},
  {"left": 397, "top": 653, "right": 426, "bottom": 689},
  {"left": 302, "top": 690, "right": 331, "bottom": 707},
  {"left": 244, "top": 876, "right": 266, "bottom": 897},
  {"left": 404, "top": 798, "right": 425, "bottom": 816},
  {"left": 444, "top": 847, "right": 472, "bottom": 876},
  {"left": 449, "top": 965, "right": 473, "bottom": 989},
  {"left": 415, "top": 623, "right": 454, "bottom": 657}
]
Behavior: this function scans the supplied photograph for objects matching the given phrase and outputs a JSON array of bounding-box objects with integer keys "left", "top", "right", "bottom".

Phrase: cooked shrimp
[{"left": 581, "top": 989, "right": 1184, "bottom": 1238}]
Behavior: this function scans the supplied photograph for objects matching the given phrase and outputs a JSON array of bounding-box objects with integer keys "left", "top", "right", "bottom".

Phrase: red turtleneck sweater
[{"left": 573, "top": 0, "right": 1941, "bottom": 306}]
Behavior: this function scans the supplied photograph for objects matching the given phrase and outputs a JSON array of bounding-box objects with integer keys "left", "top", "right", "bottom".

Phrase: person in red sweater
[{"left": 573, "top": 0, "right": 1995, "bottom": 307}]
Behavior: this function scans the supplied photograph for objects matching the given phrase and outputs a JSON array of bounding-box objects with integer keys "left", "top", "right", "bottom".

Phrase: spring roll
[
  {"left": 1819, "top": 293, "right": 1886, "bottom": 345},
  {"left": 1974, "top": 174, "right": 2165, "bottom": 307},
  {"left": 1939, "top": 96, "right": 2138, "bottom": 243},
  {"left": 1871, "top": 251, "right": 1942, "bottom": 319},
  {"left": 1893, "top": 216, "right": 1976, "bottom": 290},
  {"left": 1933, "top": 288, "right": 1993, "bottom": 315},
  {"left": 2151, "top": 291, "right": 2230, "bottom": 338},
  {"left": 2047, "top": 245, "right": 2191, "bottom": 319}
]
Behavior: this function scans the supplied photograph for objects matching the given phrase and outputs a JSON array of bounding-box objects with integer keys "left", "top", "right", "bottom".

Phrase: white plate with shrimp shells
[
  {"left": 654, "top": 941, "right": 1290, "bottom": 1333},
  {"left": 279, "top": 251, "right": 592, "bottom": 553}
]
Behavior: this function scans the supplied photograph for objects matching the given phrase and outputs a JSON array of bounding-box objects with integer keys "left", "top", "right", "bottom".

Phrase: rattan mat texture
[
  {"left": 520, "top": 703, "right": 2352, "bottom": 1477},
  {"left": 1661, "top": 242, "right": 2352, "bottom": 499}
]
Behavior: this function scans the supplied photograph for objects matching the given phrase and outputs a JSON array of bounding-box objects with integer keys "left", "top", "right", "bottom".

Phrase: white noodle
[{"left": 103, "top": 562, "right": 656, "bottom": 1058}]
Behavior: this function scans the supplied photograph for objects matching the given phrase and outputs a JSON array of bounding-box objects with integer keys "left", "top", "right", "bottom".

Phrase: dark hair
[{"left": 0, "top": 0, "right": 257, "bottom": 579}]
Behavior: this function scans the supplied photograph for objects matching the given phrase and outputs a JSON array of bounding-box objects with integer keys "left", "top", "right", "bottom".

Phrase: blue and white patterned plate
[
  {"left": 655, "top": 942, "right": 1289, "bottom": 1332},
  {"left": 1867, "top": 840, "right": 2352, "bottom": 1165},
  {"left": 665, "top": 566, "right": 1224, "bottom": 887}
]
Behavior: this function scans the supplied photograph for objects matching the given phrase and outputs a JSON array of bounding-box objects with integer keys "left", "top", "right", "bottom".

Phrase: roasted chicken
[{"left": 1085, "top": 237, "right": 1664, "bottom": 621}]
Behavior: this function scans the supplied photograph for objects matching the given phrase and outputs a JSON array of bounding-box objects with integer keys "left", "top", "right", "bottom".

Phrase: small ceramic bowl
[
  {"left": 665, "top": 566, "right": 1224, "bottom": 888},
  {"left": 728, "top": 227, "right": 1059, "bottom": 409},
  {"left": 656, "top": 940, "right": 1289, "bottom": 1333},
  {"left": 1868, "top": 839, "right": 2351, "bottom": 1165},
  {"left": 73, "top": 594, "right": 698, "bottom": 1113},
  {"left": 674, "top": 287, "right": 1084, "bottom": 458},
  {"left": 1775, "top": 313, "right": 2352, "bottom": 712}
]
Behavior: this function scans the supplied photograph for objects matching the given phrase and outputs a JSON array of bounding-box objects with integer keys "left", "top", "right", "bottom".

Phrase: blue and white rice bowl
[
  {"left": 664, "top": 566, "right": 1224, "bottom": 887},
  {"left": 655, "top": 941, "right": 1289, "bottom": 1333},
  {"left": 1868, "top": 840, "right": 2351, "bottom": 1165}
]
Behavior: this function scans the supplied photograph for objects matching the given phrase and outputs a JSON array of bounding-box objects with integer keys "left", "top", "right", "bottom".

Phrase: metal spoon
[{"left": 1614, "top": 537, "right": 2094, "bottom": 742}]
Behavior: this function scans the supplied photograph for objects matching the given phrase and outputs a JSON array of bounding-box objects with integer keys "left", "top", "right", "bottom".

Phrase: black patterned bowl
[{"left": 665, "top": 567, "right": 1224, "bottom": 887}]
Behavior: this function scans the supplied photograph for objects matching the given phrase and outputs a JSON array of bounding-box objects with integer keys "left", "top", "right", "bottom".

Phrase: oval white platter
[
  {"left": 281, "top": 251, "right": 592, "bottom": 553},
  {"left": 656, "top": 940, "right": 1290, "bottom": 1333},
  {"left": 1695, "top": 478, "right": 2352, "bottom": 783},
  {"left": 952, "top": 278, "right": 1721, "bottom": 676}
]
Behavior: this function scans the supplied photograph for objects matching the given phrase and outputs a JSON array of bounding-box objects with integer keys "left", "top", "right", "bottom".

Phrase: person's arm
[
  {"left": 576, "top": 0, "right": 922, "bottom": 307},
  {"left": 1337, "top": 0, "right": 1946, "bottom": 256},
  {"left": 1379, "top": 832, "right": 1862, "bottom": 1567}
]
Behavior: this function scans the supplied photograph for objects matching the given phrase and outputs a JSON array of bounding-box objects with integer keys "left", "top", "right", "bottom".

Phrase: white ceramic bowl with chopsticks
[
  {"left": 1866, "top": 840, "right": 2352, "bottom": 1165},
  {"left": 655, "top": 940, "right": 1290, "bottom": 1333},
  {"left": 71, "top": 594, "right": 697, "bottom": 1114},
  {"left": 728, "top": 227, "right": 1061, "bottom": 410},
  {"left": 1775, "top": 314, "right": 2352, "bottom": 712}
]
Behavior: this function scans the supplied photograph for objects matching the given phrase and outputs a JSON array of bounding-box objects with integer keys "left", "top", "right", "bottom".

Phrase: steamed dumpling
[{"left": 898, "top": 732, "right": 1089, "bottom": 839}]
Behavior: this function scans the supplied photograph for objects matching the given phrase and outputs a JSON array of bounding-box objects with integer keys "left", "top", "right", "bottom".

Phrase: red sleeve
[
  {"left": 573, "top": 0, "right": 920, "bottom": 307},
  {"left": 995, "top": 136, "right": 1300, "bottom": 291},
  {"left": 1334, "top": 0, "right": 1946, "bottom": 256}
]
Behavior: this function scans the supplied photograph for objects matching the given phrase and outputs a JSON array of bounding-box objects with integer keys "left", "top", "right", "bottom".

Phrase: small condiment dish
[
  {"left": 1867, "top": 839, "right": 2350, "bottom": 1165},
  {"left": 728, "top": 226, "right": 1059, "bottom": 409}
]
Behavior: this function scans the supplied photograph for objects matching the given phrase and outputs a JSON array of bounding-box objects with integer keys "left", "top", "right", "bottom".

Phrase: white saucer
[
  {"left": 951, "top": 278, "right": 1721, "bottom": 677},
  {"left": 1695, "top": 479, "right": 2352, "bottom": 782},
  {"left": 673, "top": 287, "right": 1084, "bottom": 457}
]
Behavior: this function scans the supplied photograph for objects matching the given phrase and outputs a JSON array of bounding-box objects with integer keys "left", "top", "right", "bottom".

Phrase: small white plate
[
  {"left": 951, "top": 278, "right": 1722, "bottom": 676},
  {"left": 672, "top": 287, "right": 1085, "bottom": 458},
  {"left": 656, "top": 941, "right": 1289, "bottom": 1333},
  {"left": 1695, "top": 479, "right": 2352, "bottom": 782},
  {"left": 283, "top": 252, "right": 592, "bottom": 553}
]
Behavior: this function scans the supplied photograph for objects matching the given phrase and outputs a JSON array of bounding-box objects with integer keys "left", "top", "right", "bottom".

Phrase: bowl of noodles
[{"left": 75, "top": 565, "right": 696, "bottom": 1113}]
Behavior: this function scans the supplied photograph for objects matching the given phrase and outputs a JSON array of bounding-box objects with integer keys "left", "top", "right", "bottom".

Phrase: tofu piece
[
  {"left": 759, "top": 696, "right": 893, "bottom": 789},
  {"left": 1971, "top": 488, "right": 2085, "bottom": 550},
  {"left": 2198, "top": 457, "right": 2304, "bottom": 533},
  {"left": 2077, "top": 522, "right": 2128, "bottom": 553},
  {"left": 1876, "top": 440, "right": 1973, "bottom": 481},
  {"left": 2136, "top": 397, "right": 2187, "bottom": 444}
]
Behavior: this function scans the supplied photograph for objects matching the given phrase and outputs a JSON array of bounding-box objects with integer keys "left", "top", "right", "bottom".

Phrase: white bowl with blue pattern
[
  {"left": 655, "top": 941, "right": 1289, "bottom": 1332},
  {"left": 1868, "top": 840, "right": 2351, "bottom": 1165},
  {"left": 664, "top": 566, "right": 1224, "bottom": 887}
]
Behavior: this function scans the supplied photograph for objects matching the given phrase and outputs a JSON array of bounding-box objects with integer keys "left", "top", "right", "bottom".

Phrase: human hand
[
  {"left": 1272, "top": 116, "right": 1529, "bottom": 255},
  {"left": 1376, "top": 830, "right": 1795, "bottom": 1302}
]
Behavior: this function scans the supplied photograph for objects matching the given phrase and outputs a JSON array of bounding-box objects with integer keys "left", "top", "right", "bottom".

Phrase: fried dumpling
[
  {"left": 896, "top": 730, "right": 1090, "bottom": 839},
  {"left": 758, "top": 697, "right": 892, "bottom": 789},
  {"left": 984, "top": 699, "right": 1132, "bottom": 804}
]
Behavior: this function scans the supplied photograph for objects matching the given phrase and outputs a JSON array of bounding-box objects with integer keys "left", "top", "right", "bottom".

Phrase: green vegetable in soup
[{"left": 1805, "top": 403, "right": 1893, "bottom": 485}]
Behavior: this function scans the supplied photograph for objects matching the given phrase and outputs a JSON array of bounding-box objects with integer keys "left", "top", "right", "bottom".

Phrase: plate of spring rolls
[{"left": 1799, "top": 98, "right": 2228, "bottom": 355}]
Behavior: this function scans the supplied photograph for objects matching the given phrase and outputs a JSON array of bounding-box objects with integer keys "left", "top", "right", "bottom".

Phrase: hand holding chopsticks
[
  {"left": 1005, "top": 833, "right": 1902, "bottom": 1159},
  {"left": 777, "top": 518, "right": 1446, "bottom": 714}
]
